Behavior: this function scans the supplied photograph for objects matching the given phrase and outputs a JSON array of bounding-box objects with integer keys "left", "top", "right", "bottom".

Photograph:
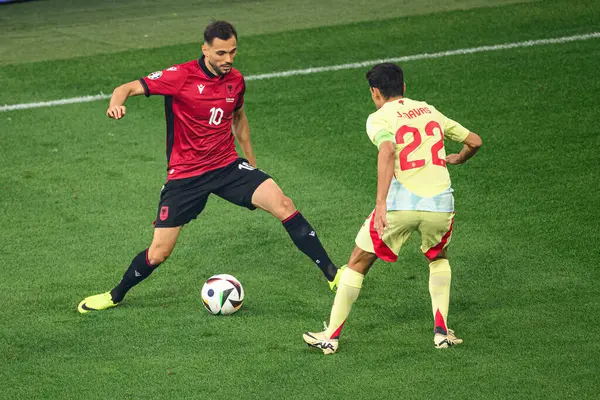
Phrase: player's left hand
[
  {"left": 373, "top": 205, "right": 388, "bottom": 239},
  {"left": 445, "top": 154, "right": 463, "bottom": 165}
]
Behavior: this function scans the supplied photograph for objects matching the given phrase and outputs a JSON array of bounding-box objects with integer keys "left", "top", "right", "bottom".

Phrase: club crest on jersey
[
  {"left": 148, "top": 71, "right": 163, "bottom": 80},
  {"left": 226, "top": 84, "right": 234, "bottom": 95},
  {"left": 160, "top": 206, "right": 169, "bottom": 221}
]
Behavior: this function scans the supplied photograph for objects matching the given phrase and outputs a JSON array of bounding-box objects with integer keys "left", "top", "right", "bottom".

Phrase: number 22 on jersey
[{"left": 395, "top": 121, "right": 446, "bottom": 171}]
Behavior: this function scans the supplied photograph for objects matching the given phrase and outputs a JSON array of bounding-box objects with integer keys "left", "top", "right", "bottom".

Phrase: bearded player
[{"left": 78, "top": 21, "right": 341, "bottom": 313}]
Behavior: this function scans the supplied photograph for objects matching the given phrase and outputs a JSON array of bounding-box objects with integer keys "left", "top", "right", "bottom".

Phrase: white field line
[{"left": 1, "top": 32, "right": 599, "bottom": 112}]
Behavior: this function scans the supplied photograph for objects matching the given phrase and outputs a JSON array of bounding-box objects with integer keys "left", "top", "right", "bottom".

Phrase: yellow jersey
[{"left": 366, "top": 97, "right": 470, "bottom": 211}]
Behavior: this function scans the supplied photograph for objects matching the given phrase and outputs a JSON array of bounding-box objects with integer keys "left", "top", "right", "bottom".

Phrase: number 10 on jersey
[
  {"left": 209, "top": 107, "right": 224, "bottom": 125},
  {"left": 396, "top": 121, "right": 446, "bottom": 171}
]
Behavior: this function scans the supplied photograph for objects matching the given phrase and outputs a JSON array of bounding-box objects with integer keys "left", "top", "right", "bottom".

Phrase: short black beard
[{"left": 209, "top": 60, "right": 227, "bottom": 76}]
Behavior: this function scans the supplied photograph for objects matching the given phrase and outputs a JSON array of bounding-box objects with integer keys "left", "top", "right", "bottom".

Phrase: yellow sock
[
  {"left": 325, "top": 267, "right": 364, "bottom": 339},
  {"left": 429, "top": 258, "right": 451, "bottom": 334}
]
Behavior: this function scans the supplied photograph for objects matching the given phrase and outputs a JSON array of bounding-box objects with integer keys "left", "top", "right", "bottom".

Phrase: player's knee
[
  {"left": 348, "top": 247, "right": 377, "bottom": 275},
  {"left": 147, "top": 245, "right": 173, "bottom": 265},
  {"left": 281, "top": 196, "right": 295, "bottom": 213},
  {"left": 434, "top": 248, "right": 448, "bottom": 260},
  {"left": 148, "top": 252, "right": 169, "bottom": 265},
  {"left": 274, "top": 195, "right": 296, "bottom": 219}
]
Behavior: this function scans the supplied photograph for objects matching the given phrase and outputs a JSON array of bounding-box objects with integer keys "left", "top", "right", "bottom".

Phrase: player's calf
[
  {"left": 110, "top": 248, "right": 161, "bottom": 303},
  {"left": 282, "top": 211, "right": 338, "bottom": 281}
]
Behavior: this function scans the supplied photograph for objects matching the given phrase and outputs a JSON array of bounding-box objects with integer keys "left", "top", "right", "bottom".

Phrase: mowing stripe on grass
[{"left": 2, "top": 32, "right": 599, "bottom": 112}]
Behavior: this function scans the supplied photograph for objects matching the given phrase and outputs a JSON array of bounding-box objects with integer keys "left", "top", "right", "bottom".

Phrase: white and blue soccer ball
[{"left": 201, "top": 274, "right": 244, "bottom": 315}]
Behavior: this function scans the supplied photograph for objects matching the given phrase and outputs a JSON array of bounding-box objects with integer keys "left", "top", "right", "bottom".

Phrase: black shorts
[{"left": 155, "top": 158, "right": 271, "bottom": 228}]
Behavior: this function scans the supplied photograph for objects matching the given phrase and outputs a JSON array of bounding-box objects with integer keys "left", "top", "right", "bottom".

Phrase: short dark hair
[
  {"left": 366, "top": 63, "right": 405, "bottom": 98},
  {"left": 204, "top": 21, "right": 237, "bottom": 45}
]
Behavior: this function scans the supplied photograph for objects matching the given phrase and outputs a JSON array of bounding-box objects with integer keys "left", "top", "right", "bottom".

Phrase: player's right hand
[
  {"left": 107, "top": 106, "right": 126, "bottom": 120},
  {"left": 445, "top": 154, "right": 463, "bottom": 165}
]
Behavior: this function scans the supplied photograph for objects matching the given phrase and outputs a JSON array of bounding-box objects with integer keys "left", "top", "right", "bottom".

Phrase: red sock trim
[
  {"left": 281, "top": 210, "right": 299, "bottom": 224},
  {"left": 329, "top": 320, "right": 346, "bottom": 339},
  {"left": 434, "top": 308, "right": 447, "bottom": 332}
]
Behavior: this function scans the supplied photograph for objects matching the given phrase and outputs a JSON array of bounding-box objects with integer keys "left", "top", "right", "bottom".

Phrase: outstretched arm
[
  {"left": 232, "top": 107, "right": 257, "bottom": 167},
  {"left": 106, "top": 80, "right": 145, "bottom": 120}
]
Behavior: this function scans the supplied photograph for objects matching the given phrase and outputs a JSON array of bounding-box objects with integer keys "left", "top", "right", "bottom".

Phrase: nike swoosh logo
[{"left": 80, "top": 303, "right": 95, "bottom": 311}]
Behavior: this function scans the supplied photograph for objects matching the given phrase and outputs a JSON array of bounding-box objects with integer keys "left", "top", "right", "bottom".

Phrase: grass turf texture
[
  {"left": 0, "top": 0, "right": 532, "bottom": 65},
  {"left": 1, "top": 0, "right": 599, "bottom": 398}
]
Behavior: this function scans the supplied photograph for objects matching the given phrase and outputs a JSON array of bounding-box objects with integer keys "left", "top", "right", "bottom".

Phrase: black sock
[
  {"left": 282, "top": 211, "right": 337, "bottom": 281},
  {"left": 110, "top": 249, "right": 160, "bottom": 303}
]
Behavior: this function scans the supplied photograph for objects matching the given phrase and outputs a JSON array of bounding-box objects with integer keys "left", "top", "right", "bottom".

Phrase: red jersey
[{"left": 139, "top": 56, "right": 245, "bottom": 180}]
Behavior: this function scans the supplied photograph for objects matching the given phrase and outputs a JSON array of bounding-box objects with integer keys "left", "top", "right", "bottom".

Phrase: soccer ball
[{"left": 201, "top": 274, "right": 244, "bottom": 315}]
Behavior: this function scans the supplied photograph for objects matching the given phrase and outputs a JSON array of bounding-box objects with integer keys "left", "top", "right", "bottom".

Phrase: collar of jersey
[{"left": 198, "top": 56, "right": 223, "bottom": 80}]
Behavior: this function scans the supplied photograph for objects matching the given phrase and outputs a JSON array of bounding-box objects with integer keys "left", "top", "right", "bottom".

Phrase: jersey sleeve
[
  {"left": 139, "top": 66, "right": 188, "bottom": 97},
  {"left": 432, "top": 107, "right": 470, "bottom": 142},
  {"left": 366, "top": 112, "right": 395, "bottom": 149},
  {"left": 443, "top": 117, "right": 470, "bottom": 142}
]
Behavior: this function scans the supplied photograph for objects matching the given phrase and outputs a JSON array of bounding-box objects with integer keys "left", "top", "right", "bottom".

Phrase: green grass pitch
[{"left": 0, "top": 0, "right": 599, "bottom": 398}]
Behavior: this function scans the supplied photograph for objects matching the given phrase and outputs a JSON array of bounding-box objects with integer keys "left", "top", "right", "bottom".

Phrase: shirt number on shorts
[
  {"left": 395, "top": 121, "right": 446, "bottom": 171},
  {"left": 209, "top": 107, "right": 224, "bottom": 125}
]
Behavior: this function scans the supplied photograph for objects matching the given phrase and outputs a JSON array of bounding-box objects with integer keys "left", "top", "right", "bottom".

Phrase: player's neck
[{"left": 385, "top": 96, "right": 404, "bottom": 103}]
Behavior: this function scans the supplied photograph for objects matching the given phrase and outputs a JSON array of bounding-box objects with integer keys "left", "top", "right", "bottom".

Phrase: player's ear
[
  {"left": 371, "top": 87, "right": 381, "bottom": 99},
  {"left": 201, "top": 43, "right": 209, "bottom": 56}
]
